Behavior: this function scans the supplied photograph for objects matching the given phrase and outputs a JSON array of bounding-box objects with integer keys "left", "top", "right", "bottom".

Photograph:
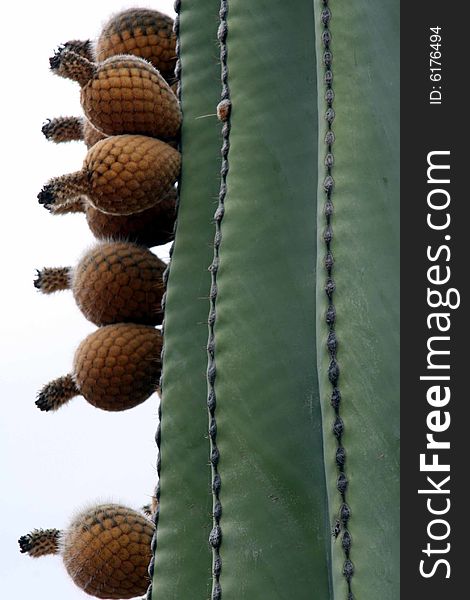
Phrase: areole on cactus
[{"left": 150, "top": 1, "right": 399, "bottom": 600}]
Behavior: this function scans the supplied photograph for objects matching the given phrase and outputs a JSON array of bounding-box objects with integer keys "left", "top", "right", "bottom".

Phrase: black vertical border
[{"left": 401, "top": 2, "right": 467, "bottom": 596}]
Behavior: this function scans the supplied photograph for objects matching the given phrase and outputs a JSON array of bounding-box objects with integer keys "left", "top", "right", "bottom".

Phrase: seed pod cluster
[
  {"left": 41, "top": 7, "right": 181, "bottom": 244},
  {"left": 21, "top": 7, "right": 181, "bottom": 598}
]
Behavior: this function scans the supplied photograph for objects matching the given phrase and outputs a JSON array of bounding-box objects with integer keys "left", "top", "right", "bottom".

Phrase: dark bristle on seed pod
[
  {"left": 49, "top": 48, "right": 63, "bottom": 70},
  {"left": 37, "top": 186, "right": 55, "bottom": 208}
]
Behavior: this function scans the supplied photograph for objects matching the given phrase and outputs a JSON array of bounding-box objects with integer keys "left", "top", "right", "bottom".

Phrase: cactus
[
  {"left": 34, "top": 241, "right": 166, "bottom": 326},
  {"left": 19, "top": 503, "right": 154, "bottom": 599},
  {"left": 50, "top": 51, "right": 181, "bottom": 139},
  {"left": 150, "top": 1, "right": 399, "bottom": 600},
  {"left": 38, "top": 134, "right": 181, "bottom": 215},
  {"left": 36, "top": 323, "right": 162, "bottom": 412}
]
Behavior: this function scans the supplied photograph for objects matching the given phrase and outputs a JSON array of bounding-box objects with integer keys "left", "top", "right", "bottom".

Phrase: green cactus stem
[
  {"left": 315, "top": 1, "right": 399, "bottom": 598},
  {"left": 151, "top": 1, "right": 399, "bottom": 599},
  {"left": 148, "top": 0, "right": 223, "bottom": 597}
]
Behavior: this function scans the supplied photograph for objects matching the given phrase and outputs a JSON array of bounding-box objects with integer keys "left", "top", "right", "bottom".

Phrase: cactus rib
[
  {"left": 317, "top": 3, "right": 355, "bottom": 596},
  {"left": 149, "top": 1, "right": 223, "bottom": 597},
  {"left": 315, "top": 1, "right": 399, "bottom": 598},
  {"left": 205, "top": 3, "right": 231, "bottom": 597}
]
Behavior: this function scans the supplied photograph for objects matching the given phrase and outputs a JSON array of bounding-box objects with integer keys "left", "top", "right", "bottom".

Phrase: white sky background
[{"left": 0, "top": 1, "right": 176, "bottom": 598}]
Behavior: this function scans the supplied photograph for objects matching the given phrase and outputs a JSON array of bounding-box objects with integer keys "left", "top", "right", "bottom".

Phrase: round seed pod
[
  {"left": 19, "top": 503, "right": 154, "bottom": 599},
  {"left": 34, "top": 242, "right": 166, "bottom": 325},
  {"left": 64, "top": 504, "right": 153, "bottom": 598},
  {"left": 55, "top": 9, "right": 176, "bottom": 83},
  {"left": 38, "top": 135, "right": 181, "bottom": 216},
  {"left": 85, "top": 186, "right": 176, "bottom": 246},
  {"left": 36, "top": 324, "right": 162, "bottom": 412},
  {"left": 95, "top": 8, "right": 176, "bottom": 82},
  {"left": 74, "top": 324, "right": 161, "bottom": 410},
  {"left": 50, "top": 50, "right": 181, "bottom": 139},
  {"left": 85, "top": 135, "right": 180, "bottom": 215},
  {"left": 77, "top": 242, "right": 166, "bottom": 325},
  {"left": 48, "top": 188, "right": 176, "bottom": 247},
  {"left": 83, "top": 55, "right": 180, "bottom": 138}
]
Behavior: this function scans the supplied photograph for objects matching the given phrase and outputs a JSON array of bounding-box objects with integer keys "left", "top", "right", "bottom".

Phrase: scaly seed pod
[
  {"left": 85, "top": 188, "right": 176, "bottom": 246},
  {"left": 19, "top": 503, "right": 154, "bottom": 599},
  {"left": 34, "top": 241, "right": 166, "bottom": 326},
  {"left": 50, "top": 51, "right": 181, "bottom": 139},
  {"left": 49, "top": 188, "right": 176, "bottom": 247},
  {"left": 36, "top": 323, "right": 162, "bottom": 412},
  {"left": 42, "top": 116, "right": 106, "bottom": 148},
  {"left": 38, "top": 135, "right": 181, "bottom": 216},
  {"left": 54, "top": 9, "right": 176, "bottom": 83},
  {"left": 95, "top": 8, "right": 176, "bottom": 82}
]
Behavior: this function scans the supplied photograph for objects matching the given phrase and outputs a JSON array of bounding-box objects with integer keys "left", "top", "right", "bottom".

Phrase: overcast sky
[{"left": 0, "top": 1, "right": 175, "bottom": 598}]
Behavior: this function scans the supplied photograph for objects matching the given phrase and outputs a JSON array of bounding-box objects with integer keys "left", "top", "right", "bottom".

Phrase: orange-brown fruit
[
  {"left": 95, "top": 8, "right": 176, "bottom": 82},
  {"left": 55, "top": 9, "right": 176, "bottom": 83},
  {"left": 34, "top": 241, "right": 166, "bottom": 326},
  {"left": 19, "top": 503, "right": 154, "bottom": 599},
  {"left": 38, "top": 134, "right": 181, "bottom": 216},
  {"left": 50, "top": 50, "right": 181, "bottom": 139},
  {"left": 36, "top": 323, "right": 162, "bottom": 412},
  {"left": 42, "top": 116, "right": 106, "bottom": 148},
  {"left": 85, "top": 189, "right": 176, "bottom": 246},
  {"left": 49, "top": 188, "right": 176, "bottom": 247}
]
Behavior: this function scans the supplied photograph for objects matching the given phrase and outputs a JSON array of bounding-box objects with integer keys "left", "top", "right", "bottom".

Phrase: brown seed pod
[
  {"left": 36, "top": 323, "right": 162, "bottom": 412},
  {"left": 38, "top": 134, "right": 181, "bottom": 216},
  {"left": 49, "top": 188, "right": 176, "bottom": 247},
  {"left": 19, "top": 503, "right": 154, "bottom": 599},
  {"left": 95, "top": 8, "right": 176, "bottom": 82},
  {"left": 34, "top": 241, "right": 166, "bottom": 326},
  {"left": 42, "top": 116, "right": 106, "bottom": 148},
  {"left": 54, "top": 9, "right": 176, "bottom": 83},
  {"left": 85, "top": 188, "right": 176, "bottom": 246},
  {"left": 50, "top": 51, "right": 181, "bottom": 139}
]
